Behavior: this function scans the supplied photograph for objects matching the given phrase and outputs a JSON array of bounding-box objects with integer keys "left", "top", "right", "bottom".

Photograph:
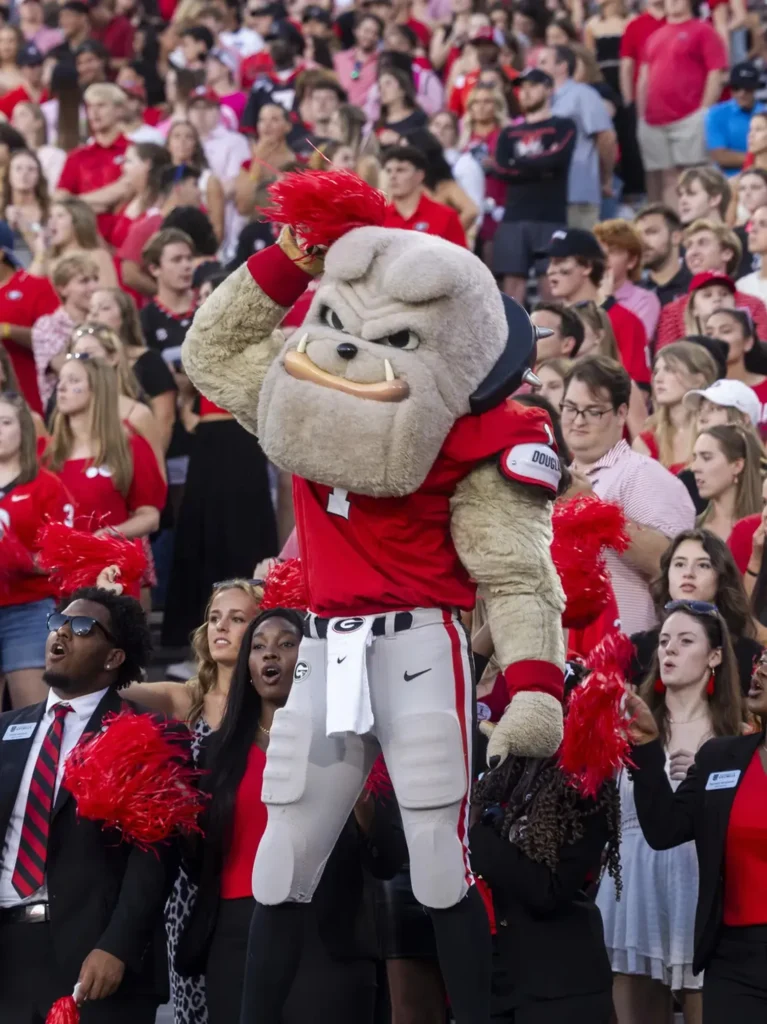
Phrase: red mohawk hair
[{"left": 263, "top": 168, "right": 387, "bottom": 249}]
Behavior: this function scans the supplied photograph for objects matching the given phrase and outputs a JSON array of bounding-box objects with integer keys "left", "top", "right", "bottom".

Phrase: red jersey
[
  {"left": 728, "top": 513, "right": 760, "bottom": 574},
  {"left": 0, "top": 84, "right": 48, "bottom": 120},
  {"left": 293, "top": 401, "right": 558, "bottom": 616},
  {"left": 643, "top": 18, "right": 727, "bottom": 126},
  {"left": 57, "top": 134, "right": 130, "bottom": 244},
  {"left": 44, "top": 432, "right": 166, "bottom": 533},
  {"left": 0, "top": 468, "right": 72, "bottom": 608},
  {"left": 723, "top": 751, "right": 767, "bottom": 926},
  {"left": 91, "top": 15, "right": 134, "bottom": 59},
  {"left": 383, "top": 192, "right": 467, "bottom": 248},
  {"left": 0, "top": 270, "right": 59, "bottom": 414},
  {"left": 619, "top": 11, "right": 665, "bottom": 88},
  {"left": 606, "top": 300, "right": 651, "bottom": 386}
]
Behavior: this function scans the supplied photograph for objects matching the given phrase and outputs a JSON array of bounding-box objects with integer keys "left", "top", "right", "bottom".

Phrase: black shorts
[{"left": 493, "top": 220, "right": 565, "bottom": 277}]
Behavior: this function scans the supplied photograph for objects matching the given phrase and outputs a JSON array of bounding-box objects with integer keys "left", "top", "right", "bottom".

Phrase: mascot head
[{"left": 257, "top": 170, "right": 546, "bottom": 497}]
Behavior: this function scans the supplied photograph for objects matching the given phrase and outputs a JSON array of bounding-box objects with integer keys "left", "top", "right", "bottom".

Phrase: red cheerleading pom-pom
[
  {"left": 365, "top": 754, "right": 394, "bottom": 800},
  {"left": 263, "top": 169, "right": 387, "bottom": 250},
  {"left": 558, "top": 632, "right": 635, "bottom": 799},
  {"left": 35, "top": 522, "right": 146, "bottom": 596},
  {"left": 260, "top": 558, "right": 308, "bottom": 611},
  {"left": 551, "top": 495, "right": 629, "bottom": 629},
  {"left": 63, "top": 711, "right": 206, "bottom": 848},
  {"left": 45, "top": 995, "right": 79, "bottom": 1024}
]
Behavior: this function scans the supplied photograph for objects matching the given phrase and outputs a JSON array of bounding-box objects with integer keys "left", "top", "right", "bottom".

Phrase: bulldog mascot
[{"left": 182, "top": 171, "right": 566, "bottom": 1024}]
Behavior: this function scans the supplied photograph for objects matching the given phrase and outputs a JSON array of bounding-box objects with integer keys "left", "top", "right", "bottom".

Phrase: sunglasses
[
  {"left": 47, "top": 612, "right": 117, "bottom": 644},
  {"left": 664, "top": 599, "right": 719, "bottom": 616}
]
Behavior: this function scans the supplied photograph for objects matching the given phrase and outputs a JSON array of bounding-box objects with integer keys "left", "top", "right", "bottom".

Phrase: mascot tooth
[{"left": 182, "top": 170, "right": 567, "bottom": 1024}]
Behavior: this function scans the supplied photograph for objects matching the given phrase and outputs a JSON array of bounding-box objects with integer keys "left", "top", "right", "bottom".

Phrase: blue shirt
[
  {"left": 551, "top": 78, "right": 613, "bottom": 206},
  {"left": 705, "top": 99, "right": 766, "bottom": 176}
]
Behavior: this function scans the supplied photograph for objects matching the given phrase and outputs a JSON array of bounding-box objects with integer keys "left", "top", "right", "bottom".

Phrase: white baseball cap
[{"left": 683, "top": 378, "right": 761, "bottom": 426}]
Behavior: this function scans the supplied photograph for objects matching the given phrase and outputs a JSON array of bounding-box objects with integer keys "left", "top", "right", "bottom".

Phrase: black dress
[
  {"left": 596, "top": 31, "right": 645, "bottom": 196},
  {"left": 161, "top": 417, "right": 278, "bottom": 647}
]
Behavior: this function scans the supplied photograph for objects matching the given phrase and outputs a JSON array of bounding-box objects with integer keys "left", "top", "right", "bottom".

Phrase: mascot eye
[
  {"left": 386, "top": 330, "right": 419, "bottom": 350},
  {"left": 321, "top": 306, "right": 346, "bottom": 332}
]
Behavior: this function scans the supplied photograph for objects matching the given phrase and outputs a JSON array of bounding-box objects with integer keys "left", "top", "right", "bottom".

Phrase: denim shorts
[{"left": 0, "top": 597, "right": 54, "bottom": 673}]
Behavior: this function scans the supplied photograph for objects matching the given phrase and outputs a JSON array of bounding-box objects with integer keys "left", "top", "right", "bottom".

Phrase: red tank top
[{"left": 221, "top": 743, "right": 268, "bottom": 899}]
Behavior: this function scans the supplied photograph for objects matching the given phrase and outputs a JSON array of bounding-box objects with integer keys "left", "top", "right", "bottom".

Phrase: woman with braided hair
[{"left": 469, "top": 665, "right": 621, "bottom": 1024}]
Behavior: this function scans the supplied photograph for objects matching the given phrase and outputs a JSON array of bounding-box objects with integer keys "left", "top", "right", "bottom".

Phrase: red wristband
[
  {"left": 503, "top": 660, "right": 564, "bottom": 703},
  {"left": 246, "top": 244, "right": 312, "bottom": 309}
]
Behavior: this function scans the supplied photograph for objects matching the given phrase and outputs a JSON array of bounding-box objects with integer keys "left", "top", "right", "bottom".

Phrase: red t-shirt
[
  {"left": 723, "top": 750, "right": 767, "bottom": 926},
  {"left": 45, "top": 431, "right": 167, "bottom": 533},
  {"left": 0, "top": 270, "right": 59, "bottom": 414},
  {"left": 0, "top": 468, "right": 72, "bottom": 608},
  {"left": 0, "top": 84, "right": 48, "bottom": 120},
  {"left": 619, "top": 12, "right": 665, "bottom": 87},
  {"left": 91, "top": 15, "right": 135, "bottom": 59},
  {"left": 57, "top": 134, "right": 130, "bottom": 244},
  {"left": 748, "top": 377, "right": 767, "bottom": 440},
  {"left": 606, "top": 301, "right": 651, "bottom": 386},
  {"left": 221, "top": 743, "right": 268, "bottom": 899},
  {"left": 293, "top": 400, "right": 555, "bottom": 616},
  {"left": 637, "top": 429, "right": 686, "bottom": 475},
  {"left": 383, "top": 192, "right": 467, "bottom": 248},
  {"left": 728, "top": 513, "right": 760, "bottom": 574},
  {"left": 643, "top": 19, "right": 728, "bottom": 126}
]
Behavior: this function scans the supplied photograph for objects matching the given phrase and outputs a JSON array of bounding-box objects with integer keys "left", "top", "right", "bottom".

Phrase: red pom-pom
[
  {"left": 551, "top": 495, "right": 629, "bottom": 628},
  {"left": 365, "top": 754, "right": 393, "bottom": 799},
  {"left": 35, "top": 523, "right": 147, "bottom": 596},
  {"left": 45, "top": 996, "right": 79, "bottom": 1024},
  {"left": 260, "top": 558, "right": 308, "bottom": 611},
  {"left": 0, "top": 528, "right": 37, "bottom": 592},
  {"left": 558, "top": 632, "right": 635, "bottom": 798},
  {"left": 63, "top": 711, "right": 206, "bottom": 848},
  {"left": 263, "top": 169, "right": 387, "bottom": 249}
]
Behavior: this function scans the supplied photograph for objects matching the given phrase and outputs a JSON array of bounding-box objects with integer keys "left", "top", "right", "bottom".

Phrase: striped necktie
[{"left": 11, "top": 703, "right": 73, "bottom": 899}]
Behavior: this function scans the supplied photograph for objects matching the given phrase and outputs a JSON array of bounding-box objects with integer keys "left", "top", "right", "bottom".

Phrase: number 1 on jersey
[{"left": 327, "top": 487, "right": 351, "bottom": 519}]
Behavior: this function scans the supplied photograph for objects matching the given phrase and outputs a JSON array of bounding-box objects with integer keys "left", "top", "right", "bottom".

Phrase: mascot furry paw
[{"left": 182, "top": 169, "right": 566, "bottom": 1024}]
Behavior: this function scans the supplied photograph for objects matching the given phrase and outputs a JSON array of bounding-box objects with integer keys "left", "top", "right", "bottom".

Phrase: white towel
[{"left": 325, "top": 616, "right": 376, "bottom": 737}]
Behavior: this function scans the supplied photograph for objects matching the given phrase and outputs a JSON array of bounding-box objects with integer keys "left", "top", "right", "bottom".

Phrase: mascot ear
[{"left": 469, "top": 296, "right": 553, "bottom": 415}]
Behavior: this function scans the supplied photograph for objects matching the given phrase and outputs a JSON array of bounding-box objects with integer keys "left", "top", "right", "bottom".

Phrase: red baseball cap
[
  {"left": 688, "top": 271, "right": 736, "bottom": 294},
  {"left": 121, "top": 82, "right": 146, "bottom": 101},
  {"left": 188, "top": 86, "right": 221, "bottom": 106},
  {"left": 468, "top": 26, "right": 499, "bottom": 45}
]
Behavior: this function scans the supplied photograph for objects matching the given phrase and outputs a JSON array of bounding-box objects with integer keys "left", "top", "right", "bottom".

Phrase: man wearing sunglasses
[{"left": 0, "top": 587, "right": 183, "bottom": 1023}]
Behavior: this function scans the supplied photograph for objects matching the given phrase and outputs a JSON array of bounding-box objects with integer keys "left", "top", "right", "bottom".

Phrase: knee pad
[
  {"left": 408, "top": 821, "right": 468, "bottom": 909},
  {"left": 260, "top": 707, "right": 312, "bottom": 805},
  {"left": 252, "top": 818, "right": 307, "bottom": 905},
  {"left": 388, "top": 711, "right": 467, "bottom": 810}
]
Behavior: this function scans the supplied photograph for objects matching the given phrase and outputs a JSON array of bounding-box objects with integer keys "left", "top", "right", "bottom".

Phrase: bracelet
[
  {"left": 1, "top": 323, "right": 9, "bottom": 339},
  {"left": 746, "top": 568, "right": 759, "bottom": 578}
]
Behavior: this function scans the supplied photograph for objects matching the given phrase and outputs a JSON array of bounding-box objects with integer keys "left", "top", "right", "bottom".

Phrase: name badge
[
  {"left": 3, "top": 723, "right": 36, "bottom": 741},
  {"left": 705, "top": 770, "right": 741, "bottom": 791}
]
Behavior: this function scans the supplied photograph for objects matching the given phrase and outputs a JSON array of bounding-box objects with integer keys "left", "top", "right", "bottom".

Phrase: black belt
[
  {"left": 304, "top": 611, "right": 414, "bottom": 640},
  {"left": 0, "top": 902, "right": 50, "bottom": 924}
]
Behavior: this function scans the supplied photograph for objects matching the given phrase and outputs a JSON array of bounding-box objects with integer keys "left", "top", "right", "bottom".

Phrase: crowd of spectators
[{"left": 0, "top": 0, "right": 767, "bottom": 1021}]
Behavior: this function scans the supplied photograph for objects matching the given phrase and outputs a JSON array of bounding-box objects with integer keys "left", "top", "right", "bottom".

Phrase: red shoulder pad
[{"left": 499, "top": 404, "right": 560, "bottom": 495}]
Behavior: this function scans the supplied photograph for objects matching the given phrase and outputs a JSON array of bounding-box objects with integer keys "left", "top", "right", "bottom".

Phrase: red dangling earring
[
  {"left": 654, "top": 678, "right": 666, "bottom": 694},
  {"left": 706, "top": 672, "right": 715, "bottom": 696}
]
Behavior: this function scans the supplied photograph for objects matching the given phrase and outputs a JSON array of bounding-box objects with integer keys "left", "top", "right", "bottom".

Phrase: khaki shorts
[{"left": 637, "top": 108, "right": 707, "bottom": 172}]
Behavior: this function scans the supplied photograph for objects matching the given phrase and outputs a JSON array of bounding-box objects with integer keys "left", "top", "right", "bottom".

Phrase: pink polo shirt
[
  {"left": 572, "top": 440, "right": 695, "bottom": 634},
  {"left": 333, "top": 48, "right": 379, "bottom": 109},
  {"left": 614, "top": 280, "right": 662, "bottom": 345}
]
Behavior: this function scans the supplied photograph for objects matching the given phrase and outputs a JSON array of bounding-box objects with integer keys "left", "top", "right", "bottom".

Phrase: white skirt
[{"left": 596, "top": 768, "right": 703, "bottom": 992}]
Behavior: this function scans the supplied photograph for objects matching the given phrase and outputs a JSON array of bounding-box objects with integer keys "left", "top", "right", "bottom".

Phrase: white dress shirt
[{"left": 0, "top": 687, "right": 109, "bottom": 908}]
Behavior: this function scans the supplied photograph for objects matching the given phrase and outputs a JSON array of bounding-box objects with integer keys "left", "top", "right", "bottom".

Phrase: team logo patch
[
  {"left": 85, "top": 466, "right": 113, "bottom": 479},
  {"left": 156, "top": 328, "right": 168, "bottom": 341},
  {"left": 477, "top": 702, "right": 491, "bottom": 722},
  {"left": 7, "top": 290, "right": 21, "bottom": 300},
  {"left": 413, "top": 222, "right": 429, "bottom": 232},
  {"left": 332, "top": 617, "right": 365, "bottom": 633},
  {"left": 294, "top": 661, "right": 310, "bottom": 680}
]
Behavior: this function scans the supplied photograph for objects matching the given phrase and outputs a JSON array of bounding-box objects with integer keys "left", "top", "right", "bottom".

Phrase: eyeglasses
[
  {"left": 664, "top": 599, "right": 719, "bottom": 616},
  {"left": 560, "top": 402, "right": 613, "bottom": 423},
  {"left": 47, "top": 612, "right": 117, "bottom": 644}
]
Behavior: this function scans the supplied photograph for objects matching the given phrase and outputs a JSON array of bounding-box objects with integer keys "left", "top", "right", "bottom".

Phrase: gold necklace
[{"left": 258, "top": 722, "right": 270, "bottom": 736}]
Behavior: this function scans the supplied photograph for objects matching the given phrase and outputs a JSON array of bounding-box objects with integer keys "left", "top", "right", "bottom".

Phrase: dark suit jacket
[
  {"left": 469, "top": 801, "right": 613, "bottom": 1007},
  {"left": 630, "top": 730, "right": 765, "bottom": 975},
  {"left": 0, "top": 689, "right": 185, "bottom": 1002}
]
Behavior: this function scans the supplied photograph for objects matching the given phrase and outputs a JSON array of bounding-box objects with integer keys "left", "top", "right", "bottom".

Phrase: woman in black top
[
  {"left": 630, "top": 529, "right": 762, "bottom": 695},
  {"left": 376, "top": 64, "right": 428, "bottom": 145},
  {"left": 469, "top": 672, "right": 621, "bottom": 1024}
]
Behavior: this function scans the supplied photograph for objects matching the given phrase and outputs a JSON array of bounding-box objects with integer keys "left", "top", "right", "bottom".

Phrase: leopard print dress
[{"left": 165, "top": 717, "right": 211, "bottom": 1024}]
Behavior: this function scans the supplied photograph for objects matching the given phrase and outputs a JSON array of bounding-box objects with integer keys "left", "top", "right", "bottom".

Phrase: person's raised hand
[
  {"left": 624, "top": 691, "right": 660, "bottom": 746},
  {"left": 95, "top": 564, "right": 123, "bottom": 595},
  {"left": 77, "top": 949, "right": 125, "bottom": 1002}
]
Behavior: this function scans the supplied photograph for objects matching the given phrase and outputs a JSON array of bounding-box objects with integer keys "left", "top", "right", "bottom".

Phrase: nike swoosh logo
[
  {"left": 337, "top": 656, "right": 346, "bottom": 664},
  {"left": 403, "top": 669, "right": 431, "bottom": 682},
  {"left": 10, "top": 494, "right": 29, "bottom": 502}
]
